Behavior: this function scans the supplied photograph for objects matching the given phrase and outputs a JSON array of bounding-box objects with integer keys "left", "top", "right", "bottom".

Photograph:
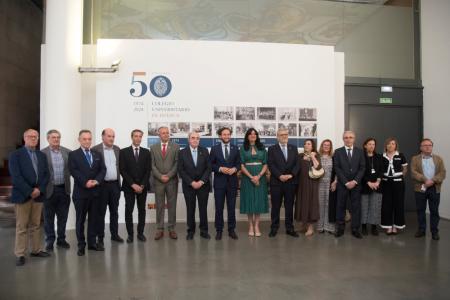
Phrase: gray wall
[{"left": 0, "top": 0, "right": 43, "bottom": 166}]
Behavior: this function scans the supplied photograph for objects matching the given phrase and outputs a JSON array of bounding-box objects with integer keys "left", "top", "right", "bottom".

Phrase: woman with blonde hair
[
  {"left": 317, "top": 139, "right": 336, "bottom": 234},
  {"left": 381, "top": 137, "right": 408, "bottom": 235}
]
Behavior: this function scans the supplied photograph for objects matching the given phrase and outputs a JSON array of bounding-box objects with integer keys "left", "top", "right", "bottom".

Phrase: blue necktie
[
  {"left": 282, "top": 145, "right": 288, "bottom": 160},
  {"left": 193, "top": 149, "right": 198, "bottom": 167},
  {"left": 30, "top": 150, "right": 38, "bottom": 183},
  {"left": 85, "top": 150, "right": 92, "bottom": 167}
]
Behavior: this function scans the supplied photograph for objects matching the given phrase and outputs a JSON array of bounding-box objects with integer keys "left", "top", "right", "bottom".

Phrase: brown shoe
[
  {"left": 169, "top": 231, "right": 178, "bottom": 240},
  {"left": 154, "top": 231, "right": 164, "bottom": 240}
]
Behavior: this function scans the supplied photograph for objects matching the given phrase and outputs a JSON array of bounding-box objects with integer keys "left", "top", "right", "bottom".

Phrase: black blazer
[
  {"left": 178, "top": 146, "right": 211, "bottom": 190},
  {"left": 267, "top": 143, "right": 300, "bottom": 186},
  {"left": 119, "top": 146, "right": 151, "bottom": 193},
  {"left": 68, "top": 148, "right": 106, "bottom": 199},
  {"left": 209, "top": 143, "right": 241, "bottom": 189},
  {"left": 333, "top": 146, "right": 366, "bottom": 187}
]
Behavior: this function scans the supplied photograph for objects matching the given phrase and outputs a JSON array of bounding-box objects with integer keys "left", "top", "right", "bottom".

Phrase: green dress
[{"left": 239, "top": 146, "right": 269, "bottom": 214}]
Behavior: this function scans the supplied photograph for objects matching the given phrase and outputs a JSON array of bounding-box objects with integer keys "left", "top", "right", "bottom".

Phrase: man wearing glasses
[
  {"left": 411, "top": 138, "right": 446, "bottom": 240},
  {"left": 9, "top": 129, "right": 50, "bottom": 266}
]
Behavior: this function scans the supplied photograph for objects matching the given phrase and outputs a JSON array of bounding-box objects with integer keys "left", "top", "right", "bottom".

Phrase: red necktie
[{"left": 162, "top": 144, "right": 167, "bottom": 158}]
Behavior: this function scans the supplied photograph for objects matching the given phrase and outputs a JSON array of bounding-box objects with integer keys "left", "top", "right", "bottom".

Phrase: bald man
[
  {"left": 92, "top": 128, "right": 123, "bottom": 246},
  {"left": 9, "top": 129, "right": 50, "bottom": 266}
]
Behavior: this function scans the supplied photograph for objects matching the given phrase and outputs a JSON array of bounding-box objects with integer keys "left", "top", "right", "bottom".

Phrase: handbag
[{"left": 308, "top": 159, "right": 325, "bottom": 179}]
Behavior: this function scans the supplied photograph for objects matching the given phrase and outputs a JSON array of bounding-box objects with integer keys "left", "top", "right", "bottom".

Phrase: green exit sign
[{"left": 380, "top": 97, "right": 393, "bottom": 104}]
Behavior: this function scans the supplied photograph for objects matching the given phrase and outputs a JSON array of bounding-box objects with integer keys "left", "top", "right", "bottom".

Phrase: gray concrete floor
[{"left": 0, "top": 213, "right": 449, "bottom": 300}]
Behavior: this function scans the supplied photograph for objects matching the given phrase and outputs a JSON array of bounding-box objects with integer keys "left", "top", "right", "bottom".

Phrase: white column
[{"left": 41, "top": 0, "right": 83, "bottom": 149}]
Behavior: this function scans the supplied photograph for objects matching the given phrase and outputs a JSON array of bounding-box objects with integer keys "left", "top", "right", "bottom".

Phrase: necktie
[
  {"left": 347, "top": 148, "right": 352, "bottom": 161},
  {"left": 85, "top": 150, "right": 92, "bottom": 167},
  {"left": 282, "top": 145, "right": 288, "bottom": 160},
  {"left": 193, "top": 149, "right": 198, "bottom": 167},
  {"left": 134, "top": 147, "right": 139, "bottom": 162},
  {"left": 224, "top": 144, "right": 229, "bottom": 161},
  {"left": 30, "top": 150, "right": 38, "bottom": 183},
  {"left": 162, "top": 144, "right": 167, "bottom": 158}
]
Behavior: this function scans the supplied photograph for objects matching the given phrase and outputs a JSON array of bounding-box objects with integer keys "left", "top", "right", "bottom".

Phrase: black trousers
[
  {"left": 270, "top": 183, "right": 296, "bottom": 232},
  {"left": 415, "top": 186, "right": 440, "bottom": 234},
  {"left": 336, "top": 184, "right": 362, "bottom": 231},
  {"left": 43, "top": 186, "right": 70, "bottom": 245},
  {"left": 98, "top": 181, "right": 121, "bottom": 240},
  {"left": 183, "top": 185, "right": 209, "bottom": 234},
  {"left": 73, "top": 195, "right": 99, "bottom": 248},
  {"left": 124, "top": 190, "right": 147, "bottom": 236},
  {"left": 381, "top": 178, "right": 405, "bottom": 229},
  {"left": 214, "top": 186, "right": 237, "bottom": 232}
]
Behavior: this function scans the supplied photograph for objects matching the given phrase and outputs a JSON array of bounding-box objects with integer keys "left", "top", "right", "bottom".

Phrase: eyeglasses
[
  {"left": 421, "top": 144, "right": 433, "bottom": 147},
  {"left": 25, "top": 135, "right": 38, "bottom": 139}
]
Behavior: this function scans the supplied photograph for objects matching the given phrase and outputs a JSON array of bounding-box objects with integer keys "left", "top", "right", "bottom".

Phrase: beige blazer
[{"left": 410, "top": 154, "right": 446, "bottom": 192}]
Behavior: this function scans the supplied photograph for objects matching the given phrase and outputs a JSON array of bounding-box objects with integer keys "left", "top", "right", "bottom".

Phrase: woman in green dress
[{"left": 239, "top": 128, "right": 269, "bottom": 237}]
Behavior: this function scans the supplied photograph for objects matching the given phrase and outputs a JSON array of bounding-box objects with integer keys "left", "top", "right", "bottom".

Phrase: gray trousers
[
  {"left": 361, "top": 192, "right": 382, "bottom": 225},
  {"left": 154, "top": 180, "right": 178, "bottom": 230}
]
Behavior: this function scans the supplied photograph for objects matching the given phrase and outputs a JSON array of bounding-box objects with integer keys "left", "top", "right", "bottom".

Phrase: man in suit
[
  {"left": 267, "top": 128, "right": 300, "bottom": 238},
  {"left": 92, "top": 128, "right": 123, "bottom": 245},
  {"left": 41, "top": 129, "right": 71, "bottom": 251},
  {"left": 333, "top": 130, "right": 366, "bottom": 238},
  {"left": 68, "top": 130, "right": 106, "bottom": 256},
  {"left": 9, "top": 129, "right": 50, "bottom": 266},
  {"left": 209, "top": 127, "right": 241, "bottom": 240},
  {"left": 178, "top": 131, "right": 212, "bottom": 240},
  {"left": 119, "top": 129, "right": 151, "bottom": 243},
  {"left": 411, "top": 138, "right": 446, "bottom": 240},
  {"left": 150, "top": 126, "right": 180, "bottom": 240}
]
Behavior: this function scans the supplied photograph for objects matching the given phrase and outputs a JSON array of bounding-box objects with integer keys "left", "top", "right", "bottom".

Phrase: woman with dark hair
[
  {"left": 361, "top": 138, "right": 383, "bottom": 236},
  {"left": 381, "top": 137, "right": 408, "bottom": 235},
  {"left": 239, "top": 128, "right": 269, "bottom": 237},
  {"left": 317, "top": 139, "right": 336, "bottom": 234},
  {"left": 295, "top": 139, "right": 322, "bottom": 236}
]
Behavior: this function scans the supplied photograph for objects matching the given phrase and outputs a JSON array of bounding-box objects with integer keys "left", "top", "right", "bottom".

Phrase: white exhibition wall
[
  {"left": 421, "top": 0, "right": 450, "bottom": 219},
  {"left": 57, "top": 40, "right": 344, "bottom": 229}
]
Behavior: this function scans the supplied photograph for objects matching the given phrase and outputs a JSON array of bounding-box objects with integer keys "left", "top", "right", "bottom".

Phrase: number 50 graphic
[{"left": 130, "top": 72, "right": 172, "bottom": 98}]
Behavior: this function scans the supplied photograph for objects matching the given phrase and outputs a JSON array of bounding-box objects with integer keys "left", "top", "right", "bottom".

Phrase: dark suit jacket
[
  {"left": 8, "top": 147, "right": 49, "bottom": 204},
  {"left": 119, "top": 146, "right": 151, "bottom": 193},
  {"left": 178, "top": 146, "right": 211, "bottom": 190},
  {"left": 68, "top": 148, "right": 106, "bottom": 199},
  {"left": 92, "top": 143, "right": 121, "bottom": 187},
  {"left": 267, "top": 143, "right": 300, "bottom": 186},
  {"left": 333, "top": 146, "right": 366, "bottom": 187},
  {"left": 41, "top": 146, "right": 71, "bottom": 198},
  {"left": 209, "top": 143, "right": 241, "bottom": 189}
]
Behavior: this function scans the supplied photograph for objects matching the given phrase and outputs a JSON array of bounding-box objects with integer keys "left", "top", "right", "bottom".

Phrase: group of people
[{"left": 9, "top": 127, "right": 446, "bottom": 267}]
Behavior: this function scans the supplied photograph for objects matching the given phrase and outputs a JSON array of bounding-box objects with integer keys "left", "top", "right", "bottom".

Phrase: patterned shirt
[{"left": 50, "top": 148, "right": 65, "bottom": 185}]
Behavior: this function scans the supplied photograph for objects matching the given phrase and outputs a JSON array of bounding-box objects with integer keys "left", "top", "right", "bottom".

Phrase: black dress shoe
[
  {"left": 56, "top": 240, "right": 70, "bottom": 249},
  {"left": 77, "top": 248, "right": 85, "bottom": 256},
  {"left": 228, "top": 231, "right": 238, "bottom": 240},
  {"left": 200, "top": 232, "right": 211, "bottom": 240},
  {"left": 186, "top": 233, "right": 194, "bottom": 240},
  {"left": 269, "top": 230, "right": 278, "bottom": 237},
  {"left": 361, "top": 224, "right": 368, "bottom": 236},
  {"left": 371, "top": 225, "right": 379, "bottom": 236},
  {"left": 335, "top": 229, "right": 344, "bottom": 237},
  {"left": 96, "top": 243, "right": 105, "bottom": 251},
  {"left": 45, "top": 244, "right": 54, "bottom": 252},
  {"left": 137, "top": 234, "right": 147, "bottom": 242},
  {"left": 16, "top": 256, "right": 25, "bottom": 266},
  {"left": 215, "top": 231, "right": 222, "bottom": 240},
  {"left": 352, "top": 231, "right": 363, "bottom": 239},
  {"left": 286, "top": 230, "right": 299, "bottom": 238},
  {"left": 415, "top": 231, "right": 426, "bottom": 238},
  {"left": 111, "top": 235, "right": 124, "bottom": 243},
  {"left": 127, "top": 236, "right": 133, "bottom": 243},
  {"left": 30, "top": 251, "right": 51, "bottom": 257},
  {"left": 432, "top": 233, "right": 440, "bottom": 240},
  {"left": 88, "top": 244, "right": 103, "bottom": 251}
]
